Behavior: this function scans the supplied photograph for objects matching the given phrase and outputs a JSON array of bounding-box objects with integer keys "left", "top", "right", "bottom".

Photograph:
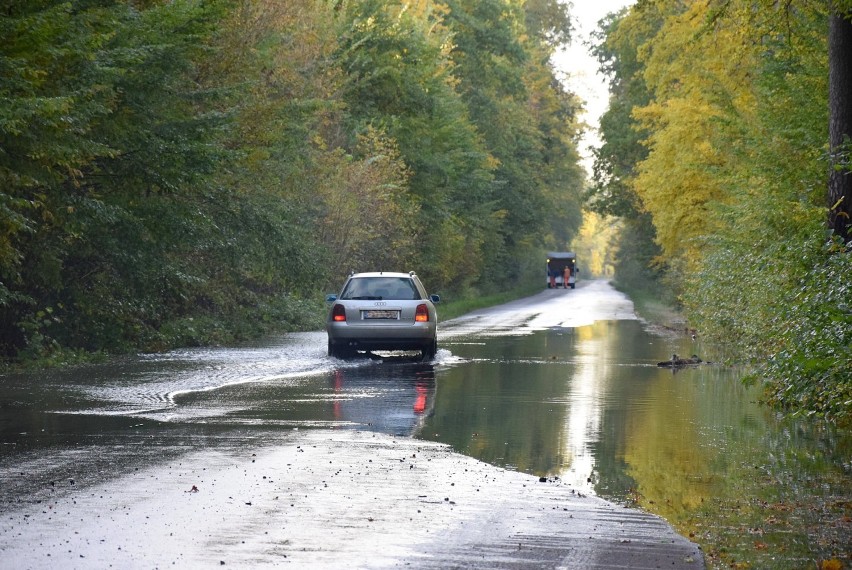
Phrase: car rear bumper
[
  {"left": 327, "top": 322, "right": 436, "bottom": 351},
  {"left": 329, "top": 337, "right": 433, "bottom": 352}
]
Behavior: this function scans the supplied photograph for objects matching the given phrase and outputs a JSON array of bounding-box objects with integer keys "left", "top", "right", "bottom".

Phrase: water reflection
[
  {"left": 423, "top": 319, "right": 850, "bottom": 567},
  {"left": 327, "top": 362, "right": 436, "bottom": 435},
  {"left": 1, "top": 316, "right": 848, "bottom": 566},
  {"left": 420, "top": 333, "right": 572, "bottom": 477},
  {"left": 0, "top": 356, "right": 438, "bottom": 450},
  {"left": 424, "top": 320, "right": 851, "bottom": 505},
  {"left": 423, "top": 321, "right": 659, "bottom": 491},
  {"left": 135, "top": 357, "right": 437, "bottom": 436}
]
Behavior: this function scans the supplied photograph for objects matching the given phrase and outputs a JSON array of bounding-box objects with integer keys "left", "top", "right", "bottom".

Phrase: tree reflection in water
[{"left": 422, "top": 319, "right": 850, "bottom": 567}]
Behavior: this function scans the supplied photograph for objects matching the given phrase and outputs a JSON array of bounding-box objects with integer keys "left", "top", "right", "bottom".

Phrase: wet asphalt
[
  {"left": 2, "top": 430, "right": 702, "bottom": 569},
  {"left": 0, "top": 281, "right": 705, "bottom": 568}
]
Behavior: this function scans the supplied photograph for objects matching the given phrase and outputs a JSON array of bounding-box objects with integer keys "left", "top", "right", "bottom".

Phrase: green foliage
[
  {"left": 333, "top": 0, "right": 496, "bottom": 291},
  {"left": 330, "top": 0, "right": 584, "bottom": 293},
  {"left": 589, "top": 6, "right": 669, "bottom": 299},
  {"left": 0, "top": 0, "right": 322, "bottom": 359},
  {"left": 310, "top": 129, "right": 420, "bottom": 275},
  {"left": 760, "top": 238, "right": 852, "bottom": 423},
  {"left": 523, "top": 0, "right": 573, "bottom": 47},
  {"left": 610, "top": 214, "right": 668, "bottom": 300},
  {"left": 441, "top": 0, "right": 584, "bottom": 286},
  {"left": 679, "top": 3, "right": 851, "bottom": 423},
  {"left": 1, "top": 0, "right": 587, "bottom": 362},
  {"left": 588, "top": 7, "right": 655, "bottom": 219},
  {"left": 593, "top": 1, "right": 850, "bottom": 422}
]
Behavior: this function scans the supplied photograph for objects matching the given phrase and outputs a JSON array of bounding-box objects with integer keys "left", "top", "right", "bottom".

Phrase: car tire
[
  {"left": 328, "top": 340, "right": 352, "bottom": 359},
  {"left": 421, "top": 339, "right": 438, "bottom": 361}
]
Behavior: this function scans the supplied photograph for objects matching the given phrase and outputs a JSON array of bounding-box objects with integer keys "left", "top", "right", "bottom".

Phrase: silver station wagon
[{"left": 325, "top": 272, "right": 440, "bottom": 360}]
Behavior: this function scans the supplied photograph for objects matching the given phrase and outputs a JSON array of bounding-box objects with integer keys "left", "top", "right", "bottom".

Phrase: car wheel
[
  {"left": 421, "top": 339, "right": 438, "bottom": 361},
  {"left": 329, "top": 340, "right": 351, "bottom": 359}
]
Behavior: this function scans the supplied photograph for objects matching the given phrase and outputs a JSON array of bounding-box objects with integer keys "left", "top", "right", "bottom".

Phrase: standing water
[
  {"left": 427, "top": 312, "right": 850, "bottom": 569},
  {"left": 0, "top": 282, "right": 848, "bottom": 568}
]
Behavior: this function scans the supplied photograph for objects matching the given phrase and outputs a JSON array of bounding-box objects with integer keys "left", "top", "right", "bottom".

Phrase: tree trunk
[{"left": 828, "top": 11, "right": 852, "bottom": 242}]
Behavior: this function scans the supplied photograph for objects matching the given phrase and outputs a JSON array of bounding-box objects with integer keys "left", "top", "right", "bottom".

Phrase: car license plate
[{"left": 362, "top": 310, "right": 399, "bottom": 320}]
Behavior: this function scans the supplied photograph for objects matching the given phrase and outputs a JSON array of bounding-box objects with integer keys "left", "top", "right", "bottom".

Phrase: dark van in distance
[{"left": 546, "top": 252, "right": 578, "bottom": 289}]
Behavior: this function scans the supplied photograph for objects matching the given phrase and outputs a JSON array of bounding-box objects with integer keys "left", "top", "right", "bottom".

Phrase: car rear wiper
[{"left": 349, "top": 296, "right": 382, "bottom": 300}]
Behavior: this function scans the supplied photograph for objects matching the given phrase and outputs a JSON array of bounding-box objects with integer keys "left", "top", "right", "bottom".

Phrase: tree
[
  {"left": 312, "top": 129, "right": 419, "bottom": 274},
  {"left": 441, "top": 0, "right": 584, "bottom": 285},
  {"left": 588, "top": 6, "right": 669, "bottom": 296},
  {"left": 0, "top": 0, "right": 232, "bottom": 356},
  {"left": 333, "top": 0, "right": 498, "bottom": 290},
  {"left": 829, "top": 7, "right": 852, "bottom": 241},
  {"left": 589, "top": 7, "right": 655, "bottom": 219},
  {"left": 524, "top": 0, "right": 573, "bottom": 47},
  {"left": 592, "top": 0, "right": 850, "bottom": 422}
]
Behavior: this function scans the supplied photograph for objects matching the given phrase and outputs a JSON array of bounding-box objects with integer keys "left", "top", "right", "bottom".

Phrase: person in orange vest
[
  {"left": 563, "top": 265, "right": 572, "bottom": 288},
  {"left": 548, "top": 263, "right": 557, "bottom": 288}
]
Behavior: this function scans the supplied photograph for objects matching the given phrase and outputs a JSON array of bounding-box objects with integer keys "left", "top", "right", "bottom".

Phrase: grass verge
[{"left": 613, "top": 282, "right": 688, "bottom": 332}]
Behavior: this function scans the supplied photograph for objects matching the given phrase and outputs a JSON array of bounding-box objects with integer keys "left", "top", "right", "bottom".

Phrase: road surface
[{"left": 1, "top": 281, "right": 704, "bottom": 569}]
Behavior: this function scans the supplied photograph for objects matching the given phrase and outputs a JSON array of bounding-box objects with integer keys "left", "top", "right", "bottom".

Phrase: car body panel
[{"left": 326, "top": 272, "right": 438, "bottom": 358}]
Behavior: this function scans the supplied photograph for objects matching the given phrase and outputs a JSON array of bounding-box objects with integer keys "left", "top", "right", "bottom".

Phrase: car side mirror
[
  {"left": 325, "top": 294, "right": 337, "bottom": 302},
  {"left": 430, "top": 294, "right": 440, "bottom": 303}
]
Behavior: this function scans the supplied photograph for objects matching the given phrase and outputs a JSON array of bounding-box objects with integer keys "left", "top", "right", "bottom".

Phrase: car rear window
[{"left": 341, "top": 277, "right": 420, "bottom": 300}]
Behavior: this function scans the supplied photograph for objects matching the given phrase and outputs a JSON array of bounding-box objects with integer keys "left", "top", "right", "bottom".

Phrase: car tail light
[
  {"left": 415, "top": 304, "right": 429, "bottom": 322},
  {"left": 332, "top": 304, "right": 346, "bottom": 322}
]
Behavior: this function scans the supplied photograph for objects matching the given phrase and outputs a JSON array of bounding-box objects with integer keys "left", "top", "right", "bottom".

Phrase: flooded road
[{"left": 0, "top": 281, "right": 849, "bottom": 568}]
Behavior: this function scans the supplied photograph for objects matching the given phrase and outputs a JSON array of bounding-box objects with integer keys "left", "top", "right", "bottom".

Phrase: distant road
[
  {"left": 0, "top": 281, "right": 704, "bottom": 570},
  {"left": 441, "top": 279, "right": 637, "bottom": 337}
]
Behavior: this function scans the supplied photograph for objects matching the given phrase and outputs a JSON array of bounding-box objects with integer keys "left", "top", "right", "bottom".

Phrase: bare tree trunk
[{"left": 828, "top": 11, "right": 852, "bottom": 242}]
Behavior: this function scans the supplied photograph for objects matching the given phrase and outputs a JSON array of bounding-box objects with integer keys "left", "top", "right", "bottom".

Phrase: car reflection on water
[{"left": 328, "top": 358, "right": 436, "bottom": 437}]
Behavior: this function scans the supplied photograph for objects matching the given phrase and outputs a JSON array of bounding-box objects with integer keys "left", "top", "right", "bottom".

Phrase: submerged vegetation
[
  {"left": 0, "top": 1, "right": 584, "bottom": 361},
  {"left": 589, "top": 1, "right": 852, "bottom": 425}
]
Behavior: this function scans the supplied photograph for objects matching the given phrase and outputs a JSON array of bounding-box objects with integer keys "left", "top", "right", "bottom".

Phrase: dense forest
[
  {"left": 0, "top": 1, "right": 584, "bottom": 359},
  {"left": 2, "top": 0, "right": 850, "bottom": 424},
  {"left": 589, "top": 1, "right": 851, "bottom": 423}
]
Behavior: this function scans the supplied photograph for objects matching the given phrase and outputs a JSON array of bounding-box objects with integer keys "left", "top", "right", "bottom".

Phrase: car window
[{"left": 341, "top": 277, "right": 420, "bottom": 300}]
